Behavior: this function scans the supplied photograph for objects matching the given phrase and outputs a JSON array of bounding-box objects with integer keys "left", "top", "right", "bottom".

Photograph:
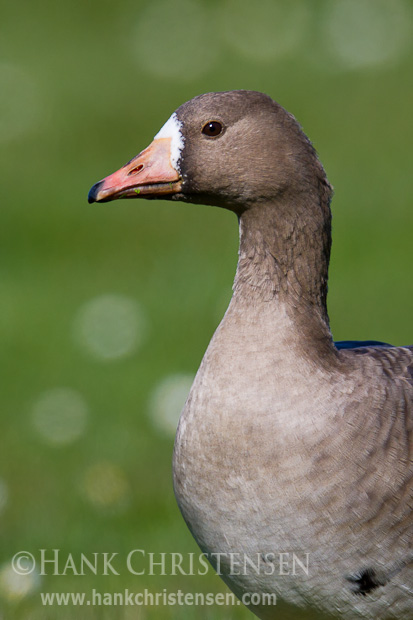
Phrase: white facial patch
[{"left": 154, "top": 112, "right": 185, "bottom": 172}]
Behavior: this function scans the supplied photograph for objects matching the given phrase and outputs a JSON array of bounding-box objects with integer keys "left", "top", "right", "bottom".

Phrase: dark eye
[{"left": 202, "top": 121, "right": 223, "bottom": 137}]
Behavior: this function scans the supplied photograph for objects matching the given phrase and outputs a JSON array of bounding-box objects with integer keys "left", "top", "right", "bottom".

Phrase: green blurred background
[{"left": 0, "top": 0, "right": 412, "bottom": 618}]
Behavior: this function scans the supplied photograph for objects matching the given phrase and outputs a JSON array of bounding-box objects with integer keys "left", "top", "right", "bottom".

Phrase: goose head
[{"left": 88, "top": 90, "right": 330, "bottom": 215}]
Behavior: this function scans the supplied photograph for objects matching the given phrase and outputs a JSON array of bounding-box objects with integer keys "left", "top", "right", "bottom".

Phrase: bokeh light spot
[
  {"left": 0, "top": 63, "right": 41, "bottom": 144},
  {"left": 149, "top": 373, "right": 194, "bottom": 437},
  {"left": 74, "top": 294, "right": 147, "bottom": 361},
  {"left": 323, "top": 0, "right": 412, "bottom": 70},
  {"left": 219, "top": 0, "right": 309, "bottom": 61},
  {"left": 31, "top": 388, "right": 88, "bottom": 446},
  {"left": 132, "top": 0, "right": 219, "bottom": 81},
  {"left": 82, "top": 461, "right": 130, "bottom": 513},
  {"left": 0, "top": 562, "right": 40, "bottom": 602}
]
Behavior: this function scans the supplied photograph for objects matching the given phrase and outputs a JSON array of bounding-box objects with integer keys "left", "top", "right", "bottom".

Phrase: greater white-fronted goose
[{"left": 89, "top": 91, "right": 413, "bottom": 620}]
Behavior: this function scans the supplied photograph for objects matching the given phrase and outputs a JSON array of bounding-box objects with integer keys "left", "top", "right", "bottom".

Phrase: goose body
[{"left": 89, "top": 91, "right": 413, "bottom": 619}]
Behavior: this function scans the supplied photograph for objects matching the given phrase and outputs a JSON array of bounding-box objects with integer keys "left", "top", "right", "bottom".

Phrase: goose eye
[{"left": 202, "top": 121, "right": 223, "bottom": 137}]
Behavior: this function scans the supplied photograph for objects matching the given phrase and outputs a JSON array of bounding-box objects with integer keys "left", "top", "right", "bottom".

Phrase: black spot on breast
[{"left": 345, "top": 567, "right": 386, "bottom": 596}]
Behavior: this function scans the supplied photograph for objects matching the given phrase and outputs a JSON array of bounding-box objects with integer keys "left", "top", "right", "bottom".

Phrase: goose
[{"left": 88, "top": 90, "right": 413, "bottom": 619}]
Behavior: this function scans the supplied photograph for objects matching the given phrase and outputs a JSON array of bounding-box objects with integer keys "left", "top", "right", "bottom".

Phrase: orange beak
[{"left": 88, "top": 137, "right": 182, "bottom": 203}]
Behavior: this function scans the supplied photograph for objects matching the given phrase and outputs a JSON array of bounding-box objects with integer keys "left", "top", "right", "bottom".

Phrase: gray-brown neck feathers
[{"left": 234, "top": 175, "right": 332, "bottom": 321}]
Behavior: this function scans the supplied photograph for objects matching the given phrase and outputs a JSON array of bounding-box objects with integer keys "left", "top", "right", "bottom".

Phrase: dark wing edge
[{"left": 335, "top": 340, "right": 393, "bottom": 350}]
